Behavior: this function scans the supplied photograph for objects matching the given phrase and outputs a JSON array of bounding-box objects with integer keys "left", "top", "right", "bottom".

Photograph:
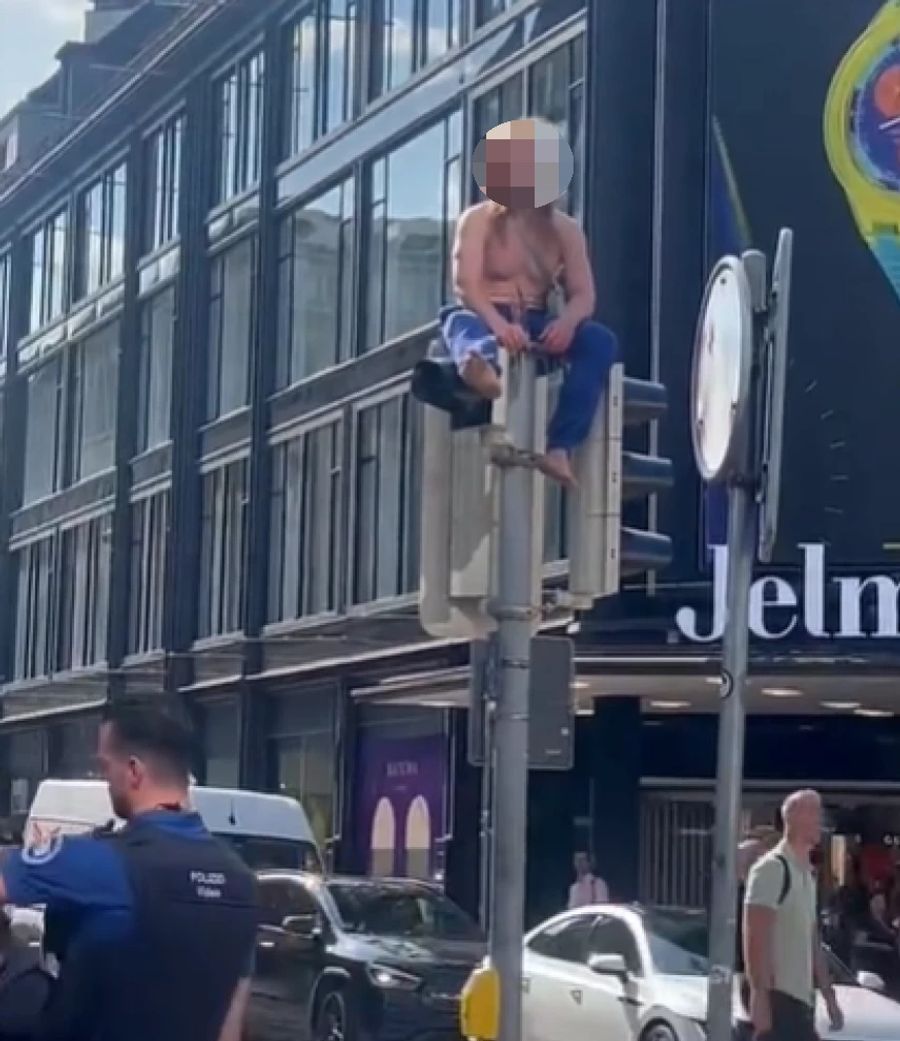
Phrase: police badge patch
[{"left": 22, "top": 827, "right": 63, "bottom": 866}]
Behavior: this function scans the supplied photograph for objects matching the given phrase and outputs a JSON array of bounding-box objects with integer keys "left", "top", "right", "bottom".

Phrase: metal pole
[
  {"left": 478, "top": 637, "right": 497, "bottom": 932},
  {"left": 707, "top": 253, "right": 767, "bottom": 1041},
  {"left": 489, "top": 354, "right": 537, "bottom": 1041}
]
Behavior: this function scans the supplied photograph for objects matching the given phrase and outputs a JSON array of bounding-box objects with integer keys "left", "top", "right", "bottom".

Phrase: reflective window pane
[
  {"left": 366, "top": 115, "right": 462, "bottom": 351},
  {"left": 352, "top": 394, "right": 420, "bottom": 604},
  {"left": 22, "top": 356, "right": 64, "bottom": 504},
  {"left": 77, "top": 163, "right": 127, "bottom": 300},
  {"left": 137, "top": 287, "right": 175, "bottom": 453},
  {"left": 198, "top": 459, "right": 247, "bottom": 639},
  {"left": 129, "top": 490, "right": 169, "bottom": 656},
  {"left": 207, "top": 237, "right": 256, "bottom": 420},
  {"left": 216, "top": 50, "right": 266, "bottom": 204},
  {"left": 144, "top": 115, "right": 183, "bottom": 253},
  {"left": 276, "top": 178, "right": 355, "bottom": 387},
  {"left": 72, "top": 321, "right": 119, "bottom": 482}
]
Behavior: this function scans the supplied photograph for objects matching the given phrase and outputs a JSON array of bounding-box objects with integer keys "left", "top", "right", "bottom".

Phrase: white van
[{"left": 25, "top": 779, "right": 323, "bottom": 873}]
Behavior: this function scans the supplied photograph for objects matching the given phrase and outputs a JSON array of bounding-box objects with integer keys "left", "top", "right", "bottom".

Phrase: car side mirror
[
  {"left": 857, "top": 970, "right": 885, "bottom": 993},
  {"left": 588, "top": 953, "right": 628, "bottom": 978},
  {"left": 281, "top": 913, "right": 321, "bottom": 941}
]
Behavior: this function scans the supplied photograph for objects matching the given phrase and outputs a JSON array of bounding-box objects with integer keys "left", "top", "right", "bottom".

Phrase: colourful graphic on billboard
[
  {"left": 353, "top": 733, "right": 448, "bottom": 882},
  {"left": 708, "top": 0, "right": 900, "bottom": 566}
]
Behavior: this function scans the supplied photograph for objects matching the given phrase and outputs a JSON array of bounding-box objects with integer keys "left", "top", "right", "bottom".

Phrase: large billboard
[{"left": 709, "top": 0, "right": 900, "bottom": 567}]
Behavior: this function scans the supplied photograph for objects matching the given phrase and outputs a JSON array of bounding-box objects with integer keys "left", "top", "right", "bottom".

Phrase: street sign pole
[{"left": 488, "top": 354, "right": 537, "bottom": 1041}]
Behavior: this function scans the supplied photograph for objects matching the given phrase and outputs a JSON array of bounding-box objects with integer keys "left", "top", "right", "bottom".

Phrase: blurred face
[
  {"left": 483, "top": 135, "right": 536, "bottom": 210},
  {"left": 788, "top": 794, "right": 823, "bottom": 848},
  {"left": 96, "top": 722, "right": 146, "bottom": 821},
  {"left": 574, "top": 852, "right": 590, "bottom": 877}
]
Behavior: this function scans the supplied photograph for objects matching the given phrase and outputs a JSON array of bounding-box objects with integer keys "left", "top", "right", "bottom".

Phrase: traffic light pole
[
  {"left": 705, "top": 252, "right": 768, "bottom": 1041},
  {"left": 488, "top": 353, "right": 537, "bottom": 1041}
]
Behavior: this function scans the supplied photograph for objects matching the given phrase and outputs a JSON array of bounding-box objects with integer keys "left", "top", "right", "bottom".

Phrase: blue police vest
[{"left": 46, "top": 814, "right": 259, "bottom": 1041}]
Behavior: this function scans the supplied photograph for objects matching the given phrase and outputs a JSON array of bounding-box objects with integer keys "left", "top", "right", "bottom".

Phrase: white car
[{"left": 522, "top": 905, "right": 900, "bottom": 1041}]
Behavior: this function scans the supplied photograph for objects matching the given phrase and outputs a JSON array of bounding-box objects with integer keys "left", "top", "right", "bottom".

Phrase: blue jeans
[{"left": 439, "top": 305, "right": 618, "bottom": 452}]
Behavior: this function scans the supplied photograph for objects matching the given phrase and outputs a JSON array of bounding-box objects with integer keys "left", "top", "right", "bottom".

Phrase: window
[
  {"left": 258, "top": 878, "right": 318, "bottom": 926},
  {"left": 269, "top": 421, "right": 341, "bottom": 622},
  {"left": 129, "top": 490, "right": 169, "bottom": 656},
  {"left": 29, "top": 208, "right": 69, "bottom": 333},
  {"left": 529, "top": 37, "right": 585, "bottom": 219},
  {"left": 76, "top": 162, "right": 127, "bottom": 299},
  {"left": 472, "top": 38, "right": 584, "bottom": 217},
  {"left": 72, "top": 322, "right": 119, "bottom": 482},
  {"left": 13, "top": 536, "right": 56, "bottom": 680},
  {"left": 137, "top": 287, "right": 175, "bottom": 452},
  {"left": 370, "top": 0, "right": 459, "bottom": 98},
  {"left": 198, "top": 459, "right": 248, "bottom": 639},
  {"left": 57, "top": 514, "right": 112, "bottom": 671},
  {"left": 527, "top": 913, "right": 597, "bottom": 962},
  {"left": 366, "top": 114, "right": 461, "bottom": 351},
  {"left": 276, "top": 179, "right": 355, "bottom": 387},
  {"left": 0, "top": 251, "right": 10, "bottom": 368},
  {"left": 216, "top": 51, "right": 265, "bottom": 204},
  {"left": 588, "top": 916, "right": 643, "bottom": 975},
  {"left": 22, "top": 356, "right": 64, "bottom": 504},
  {"left": 145, "top": 115, "right": 183, "bottom": 253},
  {"left": 207, "top": 236, "right": 257, "bottom": 421},
  {"left": 352, "top": 394, "right": 420, "bottom": 604},
  {"left": 284, "top": 2, "right": 356, "bottom": 158}
]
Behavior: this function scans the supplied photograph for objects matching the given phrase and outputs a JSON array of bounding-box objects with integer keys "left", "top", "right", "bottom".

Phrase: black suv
[{"left": 246, "top": 872, "right": 486, "bottom": 1041}]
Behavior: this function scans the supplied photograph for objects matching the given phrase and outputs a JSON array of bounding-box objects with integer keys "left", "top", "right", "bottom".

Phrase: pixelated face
[{"left": 472, "top": 118, "right": 574, "bottom": 209}]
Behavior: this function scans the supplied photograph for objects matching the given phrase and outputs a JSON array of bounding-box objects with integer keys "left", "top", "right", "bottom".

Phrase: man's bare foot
[
  {"left": 460, "top": 354, "right": 502, "bottom": 400},
  {"left": 537, "top": 449, "right": 577, "bottom": 487}
]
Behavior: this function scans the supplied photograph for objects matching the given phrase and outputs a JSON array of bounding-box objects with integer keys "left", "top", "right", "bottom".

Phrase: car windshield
[
  {"left": 644, "top": 910, "right": 711, "bottom": 976},
  {"left": 644, "top": 910, "right": 857, "bottom": 986},
  {"left": 219, "top": 836, "right": 322, "bottom": 872},
  {"left": 326, "top": 882, "right": 482, "bottom": 941}
]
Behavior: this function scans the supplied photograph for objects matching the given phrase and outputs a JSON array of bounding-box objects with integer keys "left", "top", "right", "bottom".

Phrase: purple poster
[{"left": 353, "top": 733, "right": 448, "bottom": 882}]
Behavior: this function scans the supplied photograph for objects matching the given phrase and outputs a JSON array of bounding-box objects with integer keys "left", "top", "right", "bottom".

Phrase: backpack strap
[{"left": 775, "top": 854, "right": 791, "bottom": 905}]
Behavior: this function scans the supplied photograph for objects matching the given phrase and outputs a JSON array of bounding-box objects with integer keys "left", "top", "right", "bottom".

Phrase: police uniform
[{"left": 2, "top": 809, "right": 258, "bottom": 1041}]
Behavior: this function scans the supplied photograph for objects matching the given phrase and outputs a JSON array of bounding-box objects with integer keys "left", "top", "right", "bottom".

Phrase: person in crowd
[
  {"left": 744, "top": 789, "right": 843, "bottom": 1041},
  {"left": 0, "top": 908, "right": 52, "bottom": 1041},
  {"left": 567, "top": 851, "right": 609, "bottom": 909},
  {"left": 443, "top": 117, "right": 618, "bottom": 487},
  {"left": 0, "top": 700, "right": 259, "bottom": 1041}
]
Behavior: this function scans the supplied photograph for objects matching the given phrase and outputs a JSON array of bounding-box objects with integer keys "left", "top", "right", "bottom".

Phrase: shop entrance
[{"left": 640, "top": 785, "right": 900, "bottom": 911}]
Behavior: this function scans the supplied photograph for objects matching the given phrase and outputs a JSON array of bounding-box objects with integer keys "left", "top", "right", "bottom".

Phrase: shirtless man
[{"left": 441, "top": 121, "right": 617, "bottom": 486}]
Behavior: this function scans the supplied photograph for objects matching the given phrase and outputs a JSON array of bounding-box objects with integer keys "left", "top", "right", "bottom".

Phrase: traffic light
[
  {"left": 567, "top": 364, "right": 674, "bottom": 607},
  {"left": 417, "top": 340, "right": 547, "bottom": 639}
]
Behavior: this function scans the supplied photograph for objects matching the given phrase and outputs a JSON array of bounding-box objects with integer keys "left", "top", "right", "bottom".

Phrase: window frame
[
  {"left": 0, "top": 248, "right": 11, "bottom": 373},
  {"left": 362, "top": 109, "right": 462, "bottom": 354},
  {"left": 27, "top": 205, "right": 70, "bottom": 335},
  {"left": 196, "top": 455, "right": 250, "bottom": 642},
  {"left": 347, "top": 384, "right": 420, "bottom": 609},
  {"left": 282, "top": 0, "right": 359, "bottom": 161},
  {"left": 70, "top": 320, "right": 120, "bottom": 485},
  {"left": 267, "top": 414, "right": 344, "bottom": 626},
  {"left": 213, "top": 45, "right": 267, "bottom": 207},
  {"left": 55, "top": 508, "right": 114, "bottom": 674},
  {"left": 143, "top": 111, "right": 185, "bottom": 257},
  {"left": 127, "top": 486, "right": 170, "bottom": 658},
  {"left": 205, "top": 233, "right": 258, "bottom": 423},
  {"left": 275, "top": 174, "right": 357, "bottom": 388},
  {"left": 136, "top": 283, "right": 177, "bottom": 455},
  {"left": 21, "top": 352, "right": 67, "bottom": 506},
  {"left": 74, "top": 158, "right": 129, "bottom": 302}
]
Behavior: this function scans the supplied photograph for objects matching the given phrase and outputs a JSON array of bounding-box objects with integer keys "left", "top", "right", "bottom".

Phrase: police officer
[{"left": 0, "top": 700, "right": 259, "bottom": 1041}]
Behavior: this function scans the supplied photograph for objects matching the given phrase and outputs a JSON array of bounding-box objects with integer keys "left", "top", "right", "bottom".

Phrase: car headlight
[{"left": 367, "top": 964, "right": 423, "bottom": 991}]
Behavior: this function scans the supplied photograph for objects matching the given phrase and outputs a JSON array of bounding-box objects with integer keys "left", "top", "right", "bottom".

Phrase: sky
[{"left": 0, "top": 0, "right": 88, "bottom": 117}]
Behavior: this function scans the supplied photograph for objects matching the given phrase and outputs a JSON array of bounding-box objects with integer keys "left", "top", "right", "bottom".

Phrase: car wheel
[
  {"left": 315, "top": 988, "right": 356, "bottom": 1041},
  {"left": 641, "top": 1023, "right": 677, "bottom": 1041}
]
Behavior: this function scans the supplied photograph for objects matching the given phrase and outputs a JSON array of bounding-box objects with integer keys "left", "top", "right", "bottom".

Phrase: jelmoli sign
[{"left": 676, "top": 543, "right": 900, "bottom": 642}]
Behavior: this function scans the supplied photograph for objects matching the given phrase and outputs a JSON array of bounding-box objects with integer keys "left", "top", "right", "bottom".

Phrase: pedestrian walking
[
  {"left": 567, "top": 851, "right": 609, "bottom": 908},
  {"left": 743, "top": 790, "right": 843, "bottom": 1041},
  {"left": 0, "top": 700, "right": 259, "bottom": 1041}
]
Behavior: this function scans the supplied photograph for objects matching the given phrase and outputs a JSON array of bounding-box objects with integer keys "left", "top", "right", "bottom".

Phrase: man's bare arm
[
  {"left": 744, "top": 904, "right": 775, "bottom": 990},
  {"left": 217, "top": 978, "right": 251, "bottom": 1041},
  {"left": 557, "top": 216, "right": 596, "bottom": 325},
  {"left": 452, "top": 207, "right": 506, "bottom": 330}
]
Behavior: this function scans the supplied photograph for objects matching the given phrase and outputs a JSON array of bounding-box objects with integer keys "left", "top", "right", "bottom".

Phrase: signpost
[{"left": 693, "top": 234, "right": 793, "bottom": 1041}]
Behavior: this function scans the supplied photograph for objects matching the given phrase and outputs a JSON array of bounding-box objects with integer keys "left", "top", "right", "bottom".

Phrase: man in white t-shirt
[{"left": 568, "top": 851, "right": 609, "bottom": 908}]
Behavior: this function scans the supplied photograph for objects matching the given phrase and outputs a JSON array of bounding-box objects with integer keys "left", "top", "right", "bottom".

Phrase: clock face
[{"left": 850, "top": 42, "right": 900, "bottom": 192}]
